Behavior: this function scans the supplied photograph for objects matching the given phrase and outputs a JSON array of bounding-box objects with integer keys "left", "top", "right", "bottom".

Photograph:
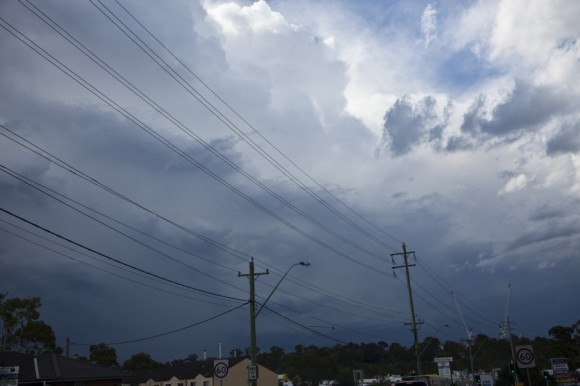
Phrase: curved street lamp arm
[{"left": 255, "top": 261, "right": 310, "bottom": 317}]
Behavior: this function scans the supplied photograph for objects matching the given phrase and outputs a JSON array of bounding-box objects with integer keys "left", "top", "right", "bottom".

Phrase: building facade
[{"left": 136, "top": 358, "right": 277, "bottom": 386}]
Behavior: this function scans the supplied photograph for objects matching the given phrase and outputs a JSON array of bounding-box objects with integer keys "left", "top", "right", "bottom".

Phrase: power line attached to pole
[
  {"left": 238, "top": 258, "right": 269, "bottom": 386},
  {"left": 392, "top": 243, "right": 423, "bottom": 375}
]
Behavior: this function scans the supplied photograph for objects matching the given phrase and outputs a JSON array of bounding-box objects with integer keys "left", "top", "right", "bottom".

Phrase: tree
[
  {"left": 166, "top": 353, "right": 198, "bottom": 366},
  {"left": 259, "top": 346, "right": 286, "bottom": 373},
  {"left": 0, "top": 294, "right": 60, "bottom": 354},
  {"left": 90, "top": 343, "right": 118, "bottom": 367},
  {"left": 548, "top": 324, "right": 579, "bottom": 369},
  {"left": 16, "top": 320, "right": 59, "bottom": 355},
  {"left": 123, "top": 352, "right": 162, "bottom": 372}
]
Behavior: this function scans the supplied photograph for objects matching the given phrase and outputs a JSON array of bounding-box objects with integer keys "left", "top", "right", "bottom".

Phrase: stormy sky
[{"left": 1, "top": 0, "right": 579, "bottom": 364}]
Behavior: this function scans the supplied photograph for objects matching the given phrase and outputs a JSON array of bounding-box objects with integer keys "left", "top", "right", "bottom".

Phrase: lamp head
[{"left": 299, "top": 261, "right": 311, "bottom": 267}]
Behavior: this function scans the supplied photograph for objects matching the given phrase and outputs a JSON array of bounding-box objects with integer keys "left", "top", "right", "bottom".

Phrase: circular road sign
[
  {"left": 214, "top": 361, "right": 229, "bottom": 379},
  {"left": 517, "top": 347, "right": 535, "bottom": 367}
]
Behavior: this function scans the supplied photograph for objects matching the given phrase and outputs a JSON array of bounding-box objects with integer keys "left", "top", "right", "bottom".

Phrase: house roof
[
  {"left": 131, "top": 357, "right": 248, "bottom": 383},
  {"left": 132, "top": 361, "right": 213, "bottom": 383},
  {"left": 0, "top": 351, "right": 129, "bottom": 383}
]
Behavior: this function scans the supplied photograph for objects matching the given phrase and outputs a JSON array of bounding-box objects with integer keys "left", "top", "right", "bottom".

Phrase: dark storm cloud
[
  {"left": 546, "top": 121, "right": 580, "bottom": 155},
  {"left": 529, "top": 202, "right": 569, "bottom": 222},
  {"left": 1, "top": 81, "right": 247, "bottom": 188},
  {"left": 505, "top": 222, "right": 580, "bottom": 253},
  {"left": 2, "top": 0, "right": 579, "bottom": 364},
  {"left": 381, "top": 95, "right": 448, "bottom": 156},
  {"left": 0, "top": 157, "right": 54, "bottom": 207},
  {"left": 461, "top": 79, "right": 570, "bottom": 137}
]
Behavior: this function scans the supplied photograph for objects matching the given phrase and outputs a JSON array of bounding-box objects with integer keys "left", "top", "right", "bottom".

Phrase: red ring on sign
[{"left": 517, "top": 348, "right": 534, "bottom": 365}]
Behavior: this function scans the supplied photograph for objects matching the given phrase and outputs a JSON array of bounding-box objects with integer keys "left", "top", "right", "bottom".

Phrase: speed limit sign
[
  {"left": 515, "top": 345, "right": 536, "bottom": 368},
  {"left": 214, "top": 359, "right": 229, "bottom": 379}
]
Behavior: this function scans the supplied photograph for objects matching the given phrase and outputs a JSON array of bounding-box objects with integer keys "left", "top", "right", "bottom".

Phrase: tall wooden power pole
[
  {"left": 392, "top": 243, "right": 422, "bottom": 375},
  {"left": 239, "top": 258, "right": 269, "bottom": 386}
]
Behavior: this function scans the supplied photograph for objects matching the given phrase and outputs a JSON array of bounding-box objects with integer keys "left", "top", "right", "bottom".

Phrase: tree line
[{"left": 1, "top": 294, "right": 578, "bottom": 386}]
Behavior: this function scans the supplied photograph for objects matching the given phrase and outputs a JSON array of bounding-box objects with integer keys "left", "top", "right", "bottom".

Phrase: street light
[
  {"left": 256, "top": 261, "right": 310, "bottom": 317},
  {"left": 242, "top": 260, "right": 310, "bottom": 386}
]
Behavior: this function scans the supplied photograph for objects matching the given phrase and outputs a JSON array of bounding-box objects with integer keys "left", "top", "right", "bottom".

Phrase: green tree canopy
[
  {"left": 548, "top": 323, "right": 579, "bottom": 369},
  {"left": 0, "top": 294, "right": 60, "bottom": 355},
  {"left": 166, "top": 353, "right": 199, "bottom": 366},
  {"left": 90, "top": 343, "right": 118, "bottom": 367},
  {"left": 123, "top": 352, "right": 162, "bottom": 372}
]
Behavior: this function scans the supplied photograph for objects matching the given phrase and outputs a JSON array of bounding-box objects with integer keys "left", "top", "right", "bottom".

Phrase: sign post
[
  {"left": 515, "top": 346, "right": 535, "bottom": 386},
  {"left": 214, "top": 359, "right": 229, "bottom": 386},
  {"left": 434, "top": 357, "right": 453, "bottom": 380}
]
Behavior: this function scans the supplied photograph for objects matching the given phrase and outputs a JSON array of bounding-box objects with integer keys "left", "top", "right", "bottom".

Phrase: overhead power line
[
  {"left": 0, "top": 14, "right": 386, "bottom": 274},
  {"left": 0, "top": 206, "right": 245, "bottom": 303},
  {"left": 0, "top": 3, "right": 476, "bottom": 340},
  {"left": 71, "top": 301, "right": 249, "bottom": 346},
  {"left": 110, "top": 0, "right": 403, "bottom": 251},
  {"left": 0, "top": 123, "right": 250, "bottom": 262},
  {"left": 0, "top": 164, "right": 406, "bottom": 327},
  {"left": 0, "top": 125, "right": 407, "bottom": 321},
  {"left": 262, "top": 305, "right": 348, "bottom": 345},
  {"left": 414, "top": 254, "right": 502, "bottom": 326},
  {"left": 88, "top": 0, "right": 399, "bottom": 255},
  {"left": 0, "top": 163, "right": 248, "bottom": 296},
  {"left": 0, "top": 220, "right": 234, "bottom": 307}
]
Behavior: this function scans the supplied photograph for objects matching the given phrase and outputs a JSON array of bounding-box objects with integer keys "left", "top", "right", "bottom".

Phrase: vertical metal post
[{"left": 526, "top": 368, "right": 532, "bottom": 386}]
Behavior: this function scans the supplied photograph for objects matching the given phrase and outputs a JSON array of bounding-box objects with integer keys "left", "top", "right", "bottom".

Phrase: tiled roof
[{"left": 0, "top": 351, "right": 129, "bottom": 383}]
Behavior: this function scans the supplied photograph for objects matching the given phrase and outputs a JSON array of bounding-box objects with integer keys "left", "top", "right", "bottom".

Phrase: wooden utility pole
[
  {"left": 238, "top": 258, "right": 269, "bottom": 386},
  {"left": 392, "top": 243, "right": 422, "bottom": 375}
]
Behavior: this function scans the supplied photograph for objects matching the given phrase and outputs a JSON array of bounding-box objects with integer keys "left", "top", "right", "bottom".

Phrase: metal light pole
[{"left": 256, "top": 261, "right": 310, "bottom": 317}]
